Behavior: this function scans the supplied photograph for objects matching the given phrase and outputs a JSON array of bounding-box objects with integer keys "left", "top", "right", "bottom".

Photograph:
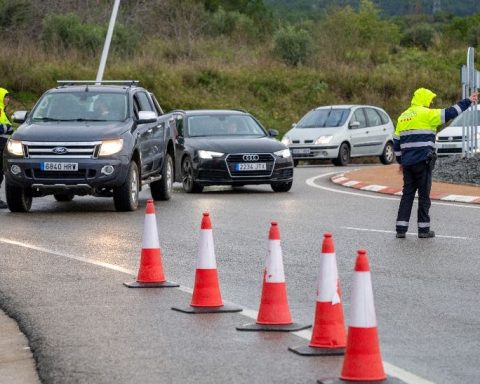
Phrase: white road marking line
[
  {"left": 306, "top": 173, "right": 480, "bottom": 209},
  {"left": 342, "top": 226, "right": 471, "bottom": 240},
  {"left": 0, "top": 236, "right": 433, "bottom": 384}
]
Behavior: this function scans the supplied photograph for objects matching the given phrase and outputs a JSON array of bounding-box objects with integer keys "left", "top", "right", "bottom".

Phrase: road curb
[{"left": 331, "top": 172, "right": 480, "bottom": 205}]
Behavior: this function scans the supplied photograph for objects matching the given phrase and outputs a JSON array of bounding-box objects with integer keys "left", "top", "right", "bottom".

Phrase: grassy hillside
[{"left": 1, "top": 0, "right": 478, "bottom": 135}]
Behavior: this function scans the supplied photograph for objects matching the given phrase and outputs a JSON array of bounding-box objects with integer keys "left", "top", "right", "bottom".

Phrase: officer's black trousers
[{"left": 395, "top": 161, "right": 432, "bottom": 234}]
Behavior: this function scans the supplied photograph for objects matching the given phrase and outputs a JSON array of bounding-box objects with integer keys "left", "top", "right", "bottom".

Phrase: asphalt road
[{"left": 0, "top": 165, "right": 479, "bottom": 384}]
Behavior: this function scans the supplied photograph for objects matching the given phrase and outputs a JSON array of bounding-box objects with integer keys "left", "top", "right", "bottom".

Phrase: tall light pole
[{"left": 96, "top": 0, "right": 121, "bottom": 84}]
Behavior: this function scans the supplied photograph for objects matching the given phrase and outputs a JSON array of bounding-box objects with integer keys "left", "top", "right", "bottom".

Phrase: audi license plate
[
  {"left": 292, "top": 148, "right": 311, "bottom": 154},
  {"left": 40, "top": 162, "right": 78, "bottom": 171},
  {"left": 236, "top": 163, "right": 266, "bottom": 171}
]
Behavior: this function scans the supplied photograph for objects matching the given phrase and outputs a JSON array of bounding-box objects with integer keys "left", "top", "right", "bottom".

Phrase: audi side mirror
[{"left": 268, "top": 129, "right": 279, "bottom": 137}]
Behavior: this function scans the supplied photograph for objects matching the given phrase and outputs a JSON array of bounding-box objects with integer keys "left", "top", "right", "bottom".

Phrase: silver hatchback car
[{"left": 281, "top": 105, "right": 395, "bottom": 166}]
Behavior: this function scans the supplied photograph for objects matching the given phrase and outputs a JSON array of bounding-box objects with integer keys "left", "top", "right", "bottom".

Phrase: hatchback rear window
[{"left": 297, "top": 108, "right": 350, "bottom": 128}]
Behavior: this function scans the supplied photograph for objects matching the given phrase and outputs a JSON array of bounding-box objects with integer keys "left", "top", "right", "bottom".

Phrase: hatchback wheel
[
  {"left": 380, "top": 142, "right": 395, "bottom": 165},
  {"left": 333, "top": 143, "right": 350, "bottom": 166}
]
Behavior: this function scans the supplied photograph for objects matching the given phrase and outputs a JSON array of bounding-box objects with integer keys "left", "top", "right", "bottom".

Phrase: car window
[
  {"left": 352, "top": 109, "right": 367, "bottom": 129},
  {"left": 449, "top": 110, "right": 480, "bottom": 126},
  {"left": 377, "top": 109, "right": 390, "bottom": 125},
  {"left": 186, "top": 115, "right": 266, "bottom": 137},
  {"left": 364, "top": 108, "right": 383, "bottom": 127},
  {"left": 296, "top": 108, "right": 350, "bottom": 128},
  {"left": 134, "top": 91, "right": 154, "bottom": 112},
  {"left": 30, "top": 92, "right": 128, "bottom": 121}
]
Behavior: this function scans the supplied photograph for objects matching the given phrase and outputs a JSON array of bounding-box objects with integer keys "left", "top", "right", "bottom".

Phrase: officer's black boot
[
  {"left": 418, "top": 230, "right": 435, "bottom": 239},
  {"left": 0, "top": 199, "right": 7, "bottom": 209}
]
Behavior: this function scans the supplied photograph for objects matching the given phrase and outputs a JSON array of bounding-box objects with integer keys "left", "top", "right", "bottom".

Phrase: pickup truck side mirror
[
  {"left": 137, "top": 111, "right": 157, "bottom": 124},
  {"left": 12, "top": 111, "right": 28, "bottom": 124},
  {"left": 268, "top": 129, "right": 279, "bottom": 137},
  {"left": 349, "top": 121, "right": 360, "bottom": 129}
]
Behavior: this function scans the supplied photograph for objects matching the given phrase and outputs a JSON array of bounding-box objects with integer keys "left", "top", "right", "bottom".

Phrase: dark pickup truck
[{"left": 3, "top": 81, "right": 176, "bottom": 212}]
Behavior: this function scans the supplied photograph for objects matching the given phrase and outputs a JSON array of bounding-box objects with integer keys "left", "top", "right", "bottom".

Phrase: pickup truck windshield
[
  {"left": 297, "top": 108, "right": 350, "bottom": 128},
  {"left": 30, "top": 92, "right": 128, "bottom": 122}
]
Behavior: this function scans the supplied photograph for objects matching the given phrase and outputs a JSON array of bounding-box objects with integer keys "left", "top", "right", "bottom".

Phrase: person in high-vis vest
[
  {"left": 394, "top": 88, "right": 478, "bottom": 238},
  {"left": 0, "top": 87, "right": 13, "bottom": 209}
]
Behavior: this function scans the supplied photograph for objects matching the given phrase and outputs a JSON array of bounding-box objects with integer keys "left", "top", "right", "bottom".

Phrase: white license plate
[
  {"left": 40, "top": 162, "right": 78, "bottom": 171},
  {"left": 292, "top": 148, "right": 311, "bottom": 154},
  {"left": 235, "top": 163, "right": 266, "bottom": 171},
  {"left": 441, "top": 144, "right": 458, "bottom": 149}
]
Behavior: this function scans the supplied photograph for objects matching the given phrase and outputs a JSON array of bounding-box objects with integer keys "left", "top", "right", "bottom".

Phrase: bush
[
  {"left": 41, "top": 13, "right": 139, "bottom": 55},
  {"left": 273, "top": 25, "right": 312, "bottom": 66},
  {"left": 401, "top": 23, "right": 436, "bottom": 49}
]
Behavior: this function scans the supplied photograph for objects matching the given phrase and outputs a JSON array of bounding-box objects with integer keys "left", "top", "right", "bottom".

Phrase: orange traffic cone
[
  {"left": 318, "top": 250, "right": 397, "bottom": 384},
  {"left": 237, "top": 221, "right": 310, "bottom": 331},
  {"left": 171, "top": 212, "right": 242, "bottom": 314},
  {"left": 124, "top": 199, "right": 179, "bottom": 288},
  {"left": 340, "top": 249, "right": 386, "bottom": 381},
  {"left": 289, "top": 232, "right": 346, "bottom": 355}
]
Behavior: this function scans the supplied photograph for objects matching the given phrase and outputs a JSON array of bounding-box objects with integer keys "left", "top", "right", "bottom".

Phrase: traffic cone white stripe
[
  {"left": 349, "top": 271, "right": 377, "bottom": 327},
  {"left": 317, "top": 252, "right": 341, "bottom": 304},
  {"left": 265, "top": 239, "right": 285, "bottom": 282},
  {"left": 141, "top": 214, "right": 160, "bottom": 249},
  {"left": 196, "top": 229, "right": 217, "bottom": 269}
]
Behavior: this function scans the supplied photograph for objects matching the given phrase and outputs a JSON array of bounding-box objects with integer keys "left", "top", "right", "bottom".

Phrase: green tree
[{"left": 273, "top": 25, "right": 312, "bottom": 66}]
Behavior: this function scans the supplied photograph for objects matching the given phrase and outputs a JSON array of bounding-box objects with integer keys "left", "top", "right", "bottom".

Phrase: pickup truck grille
[{"left": 22, "top": 141, "right": 102, "bottom": 159}]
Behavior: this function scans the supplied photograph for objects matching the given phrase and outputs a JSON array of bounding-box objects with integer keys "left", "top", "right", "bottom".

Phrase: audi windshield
[
  {"left": 297, "top": 108, "right": 350, "bottom": 128},
  {"left": 30, "top": 92, "right": 128, "bottom": 122},
  {"left": 186, "top": 115, "right": 267, "bottom": 137}
]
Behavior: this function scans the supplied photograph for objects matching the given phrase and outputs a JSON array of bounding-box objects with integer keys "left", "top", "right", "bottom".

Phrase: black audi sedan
[{"left": 171, "top": 110, "right": 293, "bottom": 193}]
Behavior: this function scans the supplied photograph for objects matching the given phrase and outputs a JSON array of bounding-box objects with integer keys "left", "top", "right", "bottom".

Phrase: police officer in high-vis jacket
[
  {"left": 0, "top": 87, "right": 13, "bottom": 209},
  {"left": 394, "top": 88, "right": 478, "bottom": 239}
]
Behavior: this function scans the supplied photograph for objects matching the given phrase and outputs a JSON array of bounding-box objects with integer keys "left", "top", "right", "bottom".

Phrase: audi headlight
[
  {"left": 99, "top": 139, "right": 124, "bottom": 156},
  {"left": 6, "top": 139, "right": 24, "bottom": 156},
  {"left": 281, "top": 136, "right": 292, "bottom": 146},
  {"left": 274, "top": 148, "right": 291, "bottom": 158},
  {"left": 198, "top": 150, "right": 224, "bottom": 159},
  {"left": 314, "top": 135, "right": 333, "bottom": 145}
]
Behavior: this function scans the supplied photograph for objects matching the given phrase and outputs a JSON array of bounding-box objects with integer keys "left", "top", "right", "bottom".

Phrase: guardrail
[{"left": 461, "top": 47, "right": 479, "bottom": 158}]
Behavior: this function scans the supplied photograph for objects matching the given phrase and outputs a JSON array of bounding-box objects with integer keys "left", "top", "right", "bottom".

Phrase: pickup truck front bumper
[{"left": 4, "top": 156, "right": 130, "bottom": 196}]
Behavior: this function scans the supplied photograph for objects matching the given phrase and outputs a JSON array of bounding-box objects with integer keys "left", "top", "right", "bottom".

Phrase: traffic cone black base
[
  {"left": 236, "top": 322, "right": 310, "bottom": 332},
  {"left": 123, "top": 281, "right": 179, "bottom": 288},
  {"left": 171, "top": 304, "right": 242, "bottom": 314},
  {"left": 317, "top": 376, "right": 406, "bottom": 384},
  {"left": 288, "top": 345, "right": 345, "bottom": 356}
]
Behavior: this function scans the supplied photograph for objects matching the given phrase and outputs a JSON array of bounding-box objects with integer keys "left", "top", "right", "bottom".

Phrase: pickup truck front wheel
[
  {"left": 113, "top": 161, "right": 139, "bottom": 211},
  {"left": 150, "top": 153, "right": 173, "bottom": 201},
  {"left": 6, "top": 182, "right": 32, "bottom": 212}
]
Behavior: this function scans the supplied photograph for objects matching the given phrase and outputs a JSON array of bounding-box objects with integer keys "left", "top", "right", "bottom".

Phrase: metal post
[{"left": 96, "top": 0, "right": 121, "bottom": 84}]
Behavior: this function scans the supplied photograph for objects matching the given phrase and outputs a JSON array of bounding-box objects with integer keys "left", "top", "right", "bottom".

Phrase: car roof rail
[
  {"left": 56, "top": 80, "right": 140, "bottom": 87},
  {"left": 170, "top": 109, "right": 186, "bottom": 114}
]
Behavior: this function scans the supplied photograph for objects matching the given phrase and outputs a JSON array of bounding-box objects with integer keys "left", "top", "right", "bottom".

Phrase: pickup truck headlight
[
  {"left": 198, "top": 150, "right": 224, "bottom": 159},
  {"left": 99, "top": 139, "right": 124, "bottom": 156},
  {"left": 281, "top": 136, "right": 292, "bottom": 146},
  {"left": 274, "top": 148, "right": 291, "bottom": 158},
  {"left": 314, "top": 135, "right": 333, "bottom": 145},
  {"left": 6, "top": 139, "right": 24, "bottom": 156}
]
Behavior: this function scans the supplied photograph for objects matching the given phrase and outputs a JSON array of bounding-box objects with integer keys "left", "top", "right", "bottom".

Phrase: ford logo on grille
[
  {"left": 243, "top": 154, "right": 259, "bottom": 161},
  {"left": 52, "top": 147, "right": 69, "bottom": 154}
]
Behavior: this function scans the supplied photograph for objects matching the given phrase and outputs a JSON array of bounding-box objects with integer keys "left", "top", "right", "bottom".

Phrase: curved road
[{"left": 0, "top": 165, "right": 479, "bottom": 383}]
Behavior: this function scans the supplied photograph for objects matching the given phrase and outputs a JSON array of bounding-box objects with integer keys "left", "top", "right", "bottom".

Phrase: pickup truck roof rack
[{"left": 57, "top": 80, "right": 140, "bottom": 87}]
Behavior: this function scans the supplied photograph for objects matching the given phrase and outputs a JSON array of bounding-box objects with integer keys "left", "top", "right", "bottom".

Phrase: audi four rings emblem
[{"left": 243, "top": 154, "right": 259, "bottom": 161}]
